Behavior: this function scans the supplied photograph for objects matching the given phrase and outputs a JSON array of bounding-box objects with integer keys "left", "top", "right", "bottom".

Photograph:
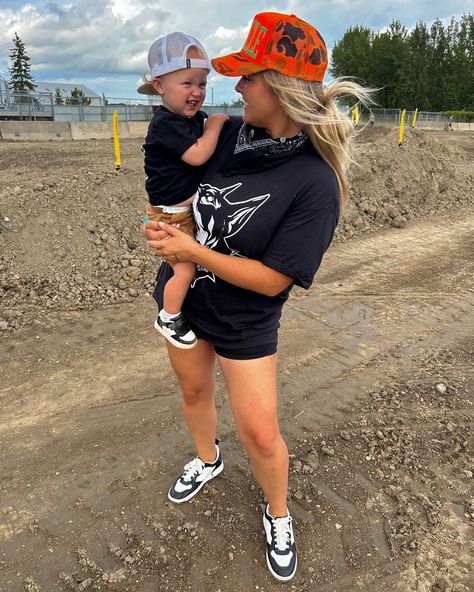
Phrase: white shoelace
[
  {"left": 273, "top": 516, "right": 292, "bottom": 551},
  {"left": 181, "top": 458, "right": 204, "bottom": 482}
]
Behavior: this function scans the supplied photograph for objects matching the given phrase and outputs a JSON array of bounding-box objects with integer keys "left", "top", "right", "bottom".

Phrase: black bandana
[{"left": 219, "top": 123, "right": 310, "bottom": 176}]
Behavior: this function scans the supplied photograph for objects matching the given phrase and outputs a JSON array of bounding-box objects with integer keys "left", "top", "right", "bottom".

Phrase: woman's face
[{"left": 235, "top": 73, "right": 286, "bottom": 135}]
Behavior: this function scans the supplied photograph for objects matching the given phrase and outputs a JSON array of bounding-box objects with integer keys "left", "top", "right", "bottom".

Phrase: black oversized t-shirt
[
  {"left": 154, "top": 117, "right": 340, "bottom": 352},
  {"left": 143, "top": 106, "right": 207, "bottom": 206}
]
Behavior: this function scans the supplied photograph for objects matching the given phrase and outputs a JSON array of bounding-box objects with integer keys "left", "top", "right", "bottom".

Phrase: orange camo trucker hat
[{"left": 211, "top": 12, "right": 328, "bottom": 81}]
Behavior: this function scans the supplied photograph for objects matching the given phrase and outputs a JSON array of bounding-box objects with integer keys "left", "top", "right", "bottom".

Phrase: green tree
[
  {"left": 66, "top": 87, "right": 92, "bottom": 105},
  {"left": 231, "top": 97, "right": 244, "bottom": 107},
  {"left": 331, "top": 25, "right": 374, "bottom": 85},
  {"left": 331, "top": 15, "right": 473, "bottom": 111},
  {"left": 54, "top": 88, "right": 64, "bottom": 105},
  {"left": 367, "top": 21, "right": 411, "bottom": 108},
  {"left": 449, "top": 14, "right": 474, "bottom": 110},
  {"left": 8, "top": 32, "right": 36, "bottom": 93},
  {"left": 426, "top": 19, "right": 450, "bottom": 111},
  {"left": 370, "top": 33, "right": 394, "bottom": 107},
  {"left": 406, "top": 22, "right": 431, "bottom": 110},
  {"left": 387, "top": 21, "right": 410, "bottom": 107}
]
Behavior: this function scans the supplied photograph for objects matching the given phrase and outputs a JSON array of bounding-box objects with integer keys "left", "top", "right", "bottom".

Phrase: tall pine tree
[
  {"left": 451, "top": 14, "right": 474, "bottom": 110},
  {"left": 9, "top": 32, "right": 36, "bottom": 93},
  {"left": 427, "top": 19, "right": 450, "bottom": 111},
  {"left": 406, "top": 22, "right": 431, "bottom": 110}
]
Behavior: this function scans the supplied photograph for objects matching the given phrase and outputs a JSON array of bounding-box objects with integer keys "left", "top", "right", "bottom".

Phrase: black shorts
[
  {"left": 190, "top": 326, "right": 277, "bottom": 360},
  {"left": 213, "top": 344, "right": 277, "bottom": 360},
  {"left": 152, "top": 263, "right": 278, "bottom": 360}
]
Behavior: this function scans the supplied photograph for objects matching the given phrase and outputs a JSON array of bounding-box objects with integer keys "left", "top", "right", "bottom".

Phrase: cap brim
[
  {"left": 137, "top": 82, "right": 159, "bottom": 95},
  {"left": 211, "top": 51, "right": 266, "bottom": 77}
]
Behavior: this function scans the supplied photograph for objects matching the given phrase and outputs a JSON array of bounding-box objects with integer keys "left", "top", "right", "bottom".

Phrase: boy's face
[{"left": 152, "top": 68, "right": 208, "bottom": 117}]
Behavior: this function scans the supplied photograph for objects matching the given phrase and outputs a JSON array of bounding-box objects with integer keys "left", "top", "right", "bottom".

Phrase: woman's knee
[
  {"left": 239, "top": 425, "right": 283, "bottom": 456},
  {"left": 180, "top": 381, "right": 215, "bottom": 406}
]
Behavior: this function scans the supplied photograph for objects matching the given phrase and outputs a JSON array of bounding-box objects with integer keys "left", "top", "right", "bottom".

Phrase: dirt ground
[{"left": 0, "top": 129, "right": 473, "bottom": 592}]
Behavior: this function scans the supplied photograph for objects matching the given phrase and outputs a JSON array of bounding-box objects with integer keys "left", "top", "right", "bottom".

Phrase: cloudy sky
[{"left": 0, "top": 0, "right": 471, "bottom": 103}]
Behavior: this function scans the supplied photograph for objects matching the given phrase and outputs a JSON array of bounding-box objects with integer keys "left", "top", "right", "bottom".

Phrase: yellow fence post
[
  {"left": 399, "top": 109, "right": 406, "bottom": 146},
  {"left": 412, "top": 108, "right": 418, "bottom": 128},
  {"left": 351, "top": 105, "right": 359, "bottom": 126},
  {"left": 113, "top": 110, "right": 121, "bottom": 170}
]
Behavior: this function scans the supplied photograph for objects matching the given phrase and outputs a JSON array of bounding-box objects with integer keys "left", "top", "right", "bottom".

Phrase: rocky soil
[
  {"left": 0, "top": 127, "right": 473, "bottom": 334},
  {"left": 0, "top": 128, "right": 473, "bottom": 592}
]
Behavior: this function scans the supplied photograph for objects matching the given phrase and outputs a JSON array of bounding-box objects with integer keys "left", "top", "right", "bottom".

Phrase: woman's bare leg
[
  {"left": 217, "top": 354, "right": 289, "bottom": 517},
  {"left": 166, "top": 339, "right": 217, "bottom": 462}
]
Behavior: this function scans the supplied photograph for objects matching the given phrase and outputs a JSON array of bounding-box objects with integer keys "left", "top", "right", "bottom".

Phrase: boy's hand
[{"left": 205, "top": 113, "right": 230, "bottom": 131}]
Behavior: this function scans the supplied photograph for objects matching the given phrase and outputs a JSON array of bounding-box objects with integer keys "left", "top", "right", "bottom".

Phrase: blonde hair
[
  {"left": 263, "top": 71, "right": 374, "bottom": 203},
  {"left": 186, "top": 45, "right": 206, "bottom": 60}
]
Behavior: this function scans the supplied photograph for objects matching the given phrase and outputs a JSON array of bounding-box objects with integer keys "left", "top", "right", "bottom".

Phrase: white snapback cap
[{"left": 137, "top": 31, "right": 211, "bottom": 95}]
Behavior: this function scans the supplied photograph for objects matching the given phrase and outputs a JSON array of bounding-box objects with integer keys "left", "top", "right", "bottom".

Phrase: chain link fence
[
  {"left": 0, "top": 91, "right": 469, "bottom": 129},
  {"left": 356, "top": 108, "right": 450, "bottom": 129},
  {"left": 0, "top": 91, "right": 243, "bottom": 122}
]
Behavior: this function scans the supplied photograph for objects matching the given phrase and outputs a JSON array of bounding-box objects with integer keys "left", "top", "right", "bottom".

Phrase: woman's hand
[
  {"left": 146, "top": 221, "right": 199, "bottom": 264},
  {"left": 145, "top": 220, "right": 292, "bottom": 295},
  {"left": 143, "top": 219, "right": 174, "bottom": 259},
  {"left": 143, "top": 219, "right": 172, "bottom": 242}
]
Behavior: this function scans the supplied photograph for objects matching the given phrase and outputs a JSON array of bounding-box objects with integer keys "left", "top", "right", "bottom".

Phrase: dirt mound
[
  {"left": 0, "top": 128, "right": 473, "bottom": 333},
  {"left": 342, "top": 127, "right": 474, "bottom": 237}
]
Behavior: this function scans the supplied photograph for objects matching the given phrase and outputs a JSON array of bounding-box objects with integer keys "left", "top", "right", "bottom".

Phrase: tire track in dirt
[{"left": 1, "top": 212, "right": 473, "bottom": 591}]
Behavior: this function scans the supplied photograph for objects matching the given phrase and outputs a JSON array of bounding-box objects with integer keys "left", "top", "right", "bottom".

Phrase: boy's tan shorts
[{"left": 145, "top": 205, "right": 195, "bottom": 238}]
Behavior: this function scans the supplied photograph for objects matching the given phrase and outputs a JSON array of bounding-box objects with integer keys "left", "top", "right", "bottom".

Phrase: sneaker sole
[
  {"left": 263, "top": 514, "right": 297, "bottom": 581},
  {"left": 265, "top": 552, "right": 297, "bottom": 582},
  {"left": 168, "top": 461, "right": 224, "bottom": 504},
  {"left": 154, "top": 320, "right": 198, "bottom": 350}
]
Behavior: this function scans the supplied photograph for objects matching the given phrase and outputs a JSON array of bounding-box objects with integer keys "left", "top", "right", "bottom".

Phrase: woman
[{"left": 144, "top": 12, "right": 370, "bottom": 581}]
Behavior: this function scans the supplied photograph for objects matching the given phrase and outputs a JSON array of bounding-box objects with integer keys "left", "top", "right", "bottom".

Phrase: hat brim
[
  {"left": 137, "top": 81, "right": 160, "bottom": 95},
  {"left": 211, "top": 52, "right": 266, "bottom": 77}
]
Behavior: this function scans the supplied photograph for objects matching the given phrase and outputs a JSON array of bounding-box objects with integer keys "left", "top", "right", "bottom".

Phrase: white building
[{"left": 35, "top": 82, "right": 101, "bottom": 105}]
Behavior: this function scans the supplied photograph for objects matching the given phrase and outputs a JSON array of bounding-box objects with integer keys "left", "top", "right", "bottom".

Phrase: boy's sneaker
[
  {"left": 154, "top": 312, "right": 197, "bottom": 349},
  {"left": 168, "top": 440, "right": 223, "bottom": 503},
  {"left": 263, "top": 504, "right": 297, "bottom": 581}
]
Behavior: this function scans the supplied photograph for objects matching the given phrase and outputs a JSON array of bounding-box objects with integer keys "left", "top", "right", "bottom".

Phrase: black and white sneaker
[
  {"left": 168, "top": 440, "right": 223, "bottom": 504},
  {"left": 154, "top": 312, "right": 197, "bottom": 349},
  {"left": 263, "top": 504, "right": 297, "bottom": 581}
]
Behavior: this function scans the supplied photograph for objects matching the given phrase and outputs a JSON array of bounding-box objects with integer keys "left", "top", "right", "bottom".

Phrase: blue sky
[{"left": 0, "top": 0, "right": 472, "bottom": 102}]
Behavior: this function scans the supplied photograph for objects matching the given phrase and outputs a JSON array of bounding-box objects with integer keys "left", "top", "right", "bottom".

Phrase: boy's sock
[{"left": 159, "top": 309, "right": 181, "bottom": 323}]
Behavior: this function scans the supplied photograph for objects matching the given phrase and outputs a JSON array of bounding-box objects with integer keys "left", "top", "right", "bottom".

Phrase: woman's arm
[
  {"left": 191, "top": 244, "right": 293, "bottom": 296},
  {"left": 144, "top": 221, "right": 293, "bottom": 297}
]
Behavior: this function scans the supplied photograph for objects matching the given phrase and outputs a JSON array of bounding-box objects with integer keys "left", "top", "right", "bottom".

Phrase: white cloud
[
  {"left": 212, "top": 26, "right": 245, "bottom": 41},
  {"left": 0, "top": 0, "right": 472, "bottom": 99},
  {"left": 110, "top": 0, "right": 142, "bottom": 20}
]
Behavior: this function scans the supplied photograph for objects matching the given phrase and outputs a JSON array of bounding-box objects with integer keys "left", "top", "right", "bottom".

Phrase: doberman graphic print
[{"left": 192, "top": 183, "right": 270, "bottom": 286}]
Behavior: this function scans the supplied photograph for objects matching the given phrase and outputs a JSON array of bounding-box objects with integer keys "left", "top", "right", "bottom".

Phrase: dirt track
[{"left": 0, "top": 131, "right": 473, "bottom": 592}]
